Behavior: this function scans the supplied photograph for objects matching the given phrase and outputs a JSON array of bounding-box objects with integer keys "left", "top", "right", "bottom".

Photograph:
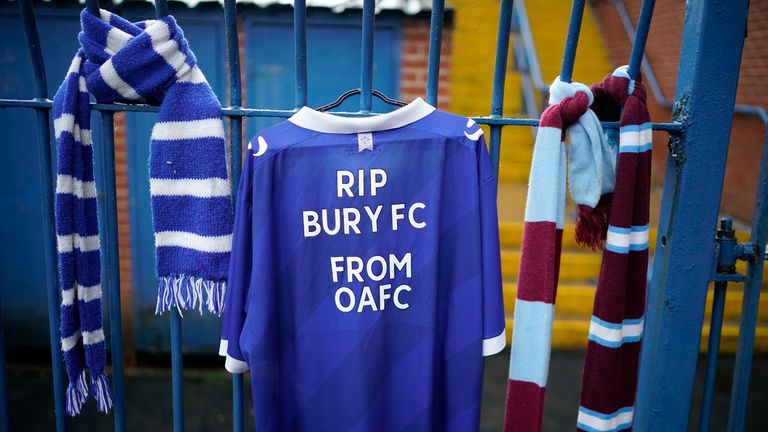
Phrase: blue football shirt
[{"left": 220, "top": 97, "right": 505, "bottom": 431}]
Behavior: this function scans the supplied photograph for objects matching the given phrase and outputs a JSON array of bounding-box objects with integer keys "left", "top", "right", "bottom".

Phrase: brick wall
[
  {"left": 593, "top": 0, "right": 768, "bottom": 222},
  {"left": 113, "top": 113, "right": 136, "bottom": 366},
  {"left": 399, "top": 18, "right": 453, "bottom": 110}
]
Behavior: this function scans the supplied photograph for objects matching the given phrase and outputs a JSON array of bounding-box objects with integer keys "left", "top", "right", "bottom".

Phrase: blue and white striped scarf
[{"left": 53, "top": 9, "right": 232, "bottom": 415}]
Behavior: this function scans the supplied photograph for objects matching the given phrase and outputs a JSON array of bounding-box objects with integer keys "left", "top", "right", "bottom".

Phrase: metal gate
[{"left": 0, "top": 0, "right": 764, "bottom": 431}]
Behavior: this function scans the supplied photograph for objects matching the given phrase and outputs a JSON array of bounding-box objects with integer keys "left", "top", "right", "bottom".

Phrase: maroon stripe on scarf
[
  {"left": 607, "top": 152, "right": 639, "bottom": 228},
  {"left": 517, "top": 222, "right": 560, "bottom": 303},
  {"left": 577, "top": 70, "right": 651, "bottom": 426},
  {"left": 505, "top": 380, "right": 546, "bottom": 431},
  {"left": 579, "top": 342, "right": 642, "bottom": 413}
]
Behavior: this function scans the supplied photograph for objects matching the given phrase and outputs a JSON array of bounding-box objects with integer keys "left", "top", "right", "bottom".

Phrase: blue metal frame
[
  {"left": 16, "top": 0, "right": 68, "bottom": 429},
  {"left": 634, "top": 0, "right": 753, "bottom": 430},
  {"left": 0, "top": 297, "right": 9, "bottom": 432},
  {"left": 223, "top": 0, "right": 245, "bottom": 430},
  {"left": 0, "top": 0, "right": 762, "bottom": 430},
  {"left": 728, "top": 127, "right": 768, "bottom": 431}
]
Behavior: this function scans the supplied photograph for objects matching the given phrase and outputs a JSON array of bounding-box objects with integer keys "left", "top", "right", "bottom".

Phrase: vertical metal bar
[
  {"left": 18, "top": 0, "right": 67, "bottom": 429},
  {"left": 223, "top": 0, "right": 244, "bottom": 430},
  {"left": 149, "top": 3, "right": 184, "bottom": 431},
  {"left": 225, "top": 0, "right": 242, "bottom": 110},
  {"left": 626, "top": 0, "right": 655, "bottom": 81},
  {"left": 0, "top": 297, "right": 9, "bottom": 432},
  {"left": 728, "top": 131, "right": 768, "bottom": 431},
  {"left": 360, "top": 0, "right": 375, "bottom": 112},
  {"left": 633, "top": 0, "right": 750, "bottom": 429},
  {"left": 294, "top": 0, "right": 308, "bottom": 109},
  {"left": 698, "top": 281, "right": 727, "bottom": 432},
  {"left": 155, "top": 0, "right": 170, "bottom": 20},
  {"left": 425, "top": 0, "right": 445, "bottom": 106},
  {"left": 85, "top": 0, "right": 100, "bottom": 16},
  {"left": 170, "top": 312, "right": 184, "bottom": 432},
  {"left": 559, "top": 0, "right": 585, "bottom": 83},
  {"left": 232, "top": 374, "right": 244, "bottom": 432},
  {"left": 224, "top": 0, "right": 243, "bottom": 191},
  {"left": 488, "top": 0, "right": 514, "bottom": 176},
  {"left": 96, "top": 111, "right": 126, "bottom": 432}
]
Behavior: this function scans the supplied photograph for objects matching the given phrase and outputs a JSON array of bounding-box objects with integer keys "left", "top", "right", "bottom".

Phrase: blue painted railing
[
  {"left": 510, "top": 0, "right": 547, "bottom": 122},
  {"left": 0, "top": 0, "right": 761, "bottom": 430}
]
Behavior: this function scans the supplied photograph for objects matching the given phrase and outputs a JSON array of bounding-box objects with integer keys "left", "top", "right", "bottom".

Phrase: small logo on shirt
[
  {"left": 252, "top": 136, "right": 268, "bottom": 157},
  {"left": 357, "top": 133, "right": 373, "bottom": 152}
]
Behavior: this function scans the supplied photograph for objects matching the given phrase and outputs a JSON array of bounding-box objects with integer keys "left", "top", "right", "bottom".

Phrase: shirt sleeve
[
  {"left": 476, "top": 131, "right": 507, "bottom": 356},
  {"left": 219, "top": 143, "right": 255, "bottom": 374}
]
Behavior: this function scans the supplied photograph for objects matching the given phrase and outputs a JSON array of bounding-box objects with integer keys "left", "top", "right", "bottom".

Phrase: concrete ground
[{"left": 4, "top": 349, "right": 767, "bottom": 431}]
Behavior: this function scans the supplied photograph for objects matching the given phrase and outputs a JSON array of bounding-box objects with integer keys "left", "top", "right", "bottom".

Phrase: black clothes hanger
[{"left": 315, "top": 88, "right": 407, "bottom": 112}]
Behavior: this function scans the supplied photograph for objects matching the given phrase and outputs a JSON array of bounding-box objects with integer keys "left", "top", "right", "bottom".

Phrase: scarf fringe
[
  {"left": 91, "top": 371, "right": 113, "bottom": 413},
  {"left": 155, "top": 274, "right": 227, "bottom": 316},
  {"left": 575, "top": 193, "right": 613, "bottom": 250},
  {"left": 65, "top": 369, "right": 89, "bottom": 416}
]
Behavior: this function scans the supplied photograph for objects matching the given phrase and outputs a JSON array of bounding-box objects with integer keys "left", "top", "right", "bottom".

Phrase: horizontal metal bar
[{"left": 0, "top": 99, "right": 684, "bottom": 132}]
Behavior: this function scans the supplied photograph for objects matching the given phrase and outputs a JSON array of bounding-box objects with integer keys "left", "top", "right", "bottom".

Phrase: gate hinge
[{"left": 711, "top": 217, "right": 756, "bottom": 283}]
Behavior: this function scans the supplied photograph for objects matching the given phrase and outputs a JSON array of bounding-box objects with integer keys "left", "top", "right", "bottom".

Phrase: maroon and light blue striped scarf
[
  {"left": 575, "top": 66, "right": 651, "bottom": 432},
  {"left": 504, "top": 66, "right": 650, "bottom": 431}
]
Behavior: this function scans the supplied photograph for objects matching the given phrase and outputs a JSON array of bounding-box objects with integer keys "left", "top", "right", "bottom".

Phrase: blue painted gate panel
[{"left": 244, "top": 13, "right": 401, "bottom": 134}]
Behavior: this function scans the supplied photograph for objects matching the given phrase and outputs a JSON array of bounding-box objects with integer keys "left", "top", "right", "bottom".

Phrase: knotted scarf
[
  {"left": 504, "top": 76, "right": 617, "bottom": 431},
  {"left": 53, "top": 9, "right": 232, "bottom": 415},
  {"left": 575, "top": 66, "right": 651, "bottom": 432}
]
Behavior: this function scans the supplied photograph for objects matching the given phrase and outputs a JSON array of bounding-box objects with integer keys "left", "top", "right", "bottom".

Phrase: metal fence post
[
  {"left": 294, "top": 0, "right": 308, "bottom": 109},
  {"left": 634, "top": 0, "right": 751, "bottom": 429},
  {"left": 728, "top": 129, "right": 768, "bottom": 431},
  {"left": 425, "top": 0, "right": 445, "bottom": 107},
  {"left": 487, "top": 0, "right": 514, "bottom": 177},
  {"left": 95, "top": 109, "right": 126, "bottom": 432},
  {"left": 223, "top": 0, "right": 245, "bottom": 430},
  {"left": 0, "top": 296, "right": 9, "bottom": 432},
  {"left": 17, "top": 0, "right": 68, "bottom": 429},
  {"left": 360, "top": 0, "right": 375, "bottom": 113},
  {"left": 558, "top": 0, "right": 585, "bottom": 83}
]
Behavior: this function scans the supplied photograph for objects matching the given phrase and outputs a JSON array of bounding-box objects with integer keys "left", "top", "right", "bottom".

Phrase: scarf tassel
[
  {"left": 65, "top": 369, "right": 89, "bottom": 416},
  {"left": 91, "top": 371, "right": 113, "bottom": 413},
  {"left": 575, "top": 193, "right": 613, "bottom": 250},
  {"left": 155, "top": 275, "right": 227, "bottom": 316}
]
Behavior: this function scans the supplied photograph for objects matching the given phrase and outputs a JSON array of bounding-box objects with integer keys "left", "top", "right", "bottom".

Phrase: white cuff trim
[
  {"left": 483, "top": 329, "right": 507, "bottom": 356},
  {"left": 225, "top": 356, "right": 249, "bottom": 374},
  {"left": 219, "top": 339, "right": 249, "bottom": 373}
]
